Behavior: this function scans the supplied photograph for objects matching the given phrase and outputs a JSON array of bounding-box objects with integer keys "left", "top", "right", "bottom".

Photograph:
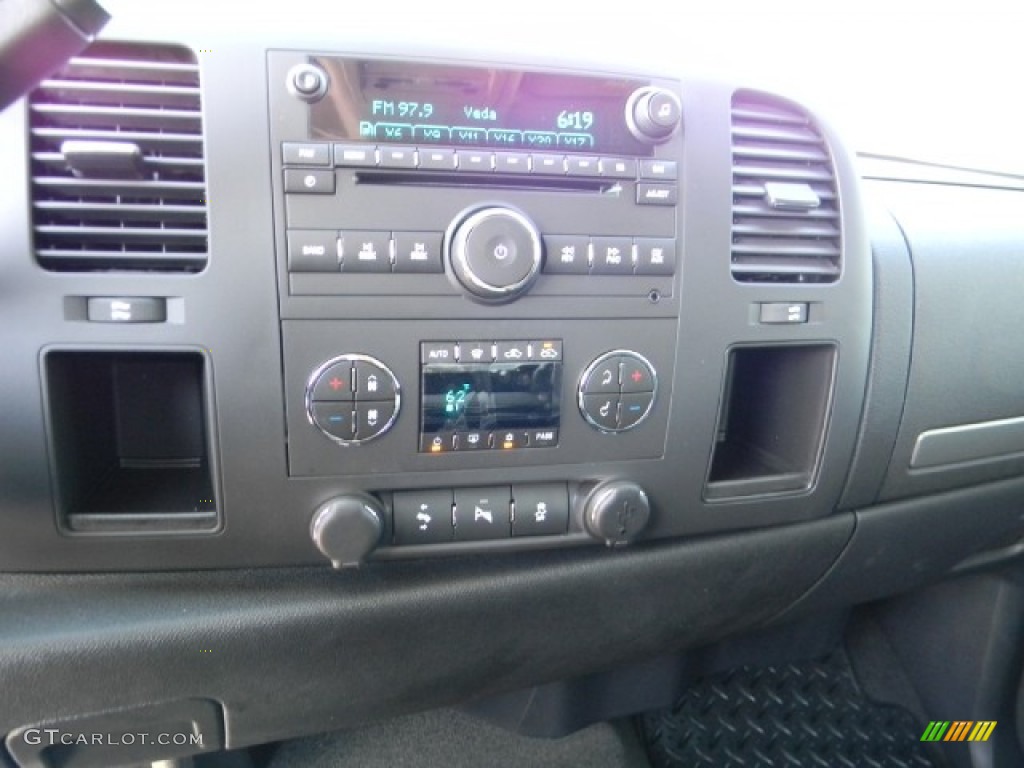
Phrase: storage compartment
[
  {"left": 45, "top": 350, "right": 219, "bottom": 532},
  {"left": 705, "top": 344, "right": 835, "bottom": 500}
]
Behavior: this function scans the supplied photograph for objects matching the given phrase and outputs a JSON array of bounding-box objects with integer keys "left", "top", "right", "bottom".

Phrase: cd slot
[{"left": 355, "top": 171, "right": 613, "bottom": 194}]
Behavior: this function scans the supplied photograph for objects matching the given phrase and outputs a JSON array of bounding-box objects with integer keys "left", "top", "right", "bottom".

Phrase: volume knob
[
  {"left": 446, "top": 206, "right": 543, "bottom": 303},
  {"left": 626, "top": 86, "right": 682, "bottom": 143}
]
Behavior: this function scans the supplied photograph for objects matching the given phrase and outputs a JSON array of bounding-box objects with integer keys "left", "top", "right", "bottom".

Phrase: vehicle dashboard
[{"left": 2, "top": 8, "right": 1024, "bottom": 765}]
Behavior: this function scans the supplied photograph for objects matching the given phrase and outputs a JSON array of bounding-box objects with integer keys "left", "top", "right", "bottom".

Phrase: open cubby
[
  {"left": 45, "top": 350, "right": 219, "bottom": 532},
  {"left": 705, "top": 344, "right": 836, "bottom": 500}
]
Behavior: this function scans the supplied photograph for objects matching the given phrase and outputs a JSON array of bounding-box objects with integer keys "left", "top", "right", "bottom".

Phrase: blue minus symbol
[
  {"left": 627, "top": 405, "right": 643, "bottom": 413},
  {"left": 328, "top": 415, "right": 345, "bottom": 423}
]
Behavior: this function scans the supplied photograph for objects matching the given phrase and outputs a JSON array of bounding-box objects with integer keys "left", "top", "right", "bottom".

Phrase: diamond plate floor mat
[{"left": 640, "top": 648, "right": 938, "bottom": 768}]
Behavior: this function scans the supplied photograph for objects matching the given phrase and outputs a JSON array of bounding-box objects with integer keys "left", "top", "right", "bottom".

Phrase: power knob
[
  {"left": 626, "top": 86, "right": 682, "bottom": 144},
  {"left": 310, "top": 494, "right": 384, "bottom": 568},
  {"left": 584, "top": 481, "right": 651, "bottom": 547},
  {"left": 446, "top": 206, "right": 543, "bottom": 303}
]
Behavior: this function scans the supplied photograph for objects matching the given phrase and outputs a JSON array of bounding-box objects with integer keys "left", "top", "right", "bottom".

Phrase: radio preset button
[
  {"left": 637, "top": 182, "right": 678, "bottom": 206},
  {"left": 512, "top": 483, "right": 569, "bottom": 537},
  {"left": 635, "top": 237, "right": 676, "bottom": 275},
  {"left": 311, "top": 402, "right": 356, "bottom": 441},
  {"left": 542, "top": 235, "right": 590, "bottom": 274},
  {"left": 418, "top": 148, "right": 457, "bottom": 170},
  {"left": 457, "top": 150, "right": 493, "bottom": 172},
  {"left": 310, "top": 362, "right": 355, "bottom": 401},
  {"left": 591, "top": 237, "right": 634, "bottom": 275},
  {"left": 284, "top": 168, "right": 335, "bottom": 194},
  {"left": 581, "top": 394, "right": 620, "bottom": 431},
  {"left": 494, "top": 152, "right": 530, "bottom": 174},
  {"left": 287, "top": 229, "right": 338, "bottom": 272},
  {"left": 340, "top": 231, "right": 391, "bottom": 272},
  {"left": 380, "top": 146, "right": 418, "bottom": 168},
  {"left": 333, "top": 144, "right": 378, "bottom": 167},
  {"left": 282, "top": 142, "right": 330, "bottom": 166},
  {"left": 599, "top": 157, "right": 636, "bottom": 178},
  {"left": 394, "top": 232, "right": 443, "bottom": 273},
  {"left": 454, "top": 487, "right": 511, "bottom": 541},
  {"left": 565, "top": 155, "right": 601, "bottom": 176},
  {"left": 531, "top": 153, "right": 565, "bottom": 174},
  {"left": 393, "top": 489, "right": 453, "bottom": 545}
]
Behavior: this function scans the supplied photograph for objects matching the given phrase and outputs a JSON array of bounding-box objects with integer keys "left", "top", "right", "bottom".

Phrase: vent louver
[
  {"left": 29, "top": 42, "right": 207, "bottom": 272},
  {"left": 731, "top": 92, "right": 840, "bottom": 283}
]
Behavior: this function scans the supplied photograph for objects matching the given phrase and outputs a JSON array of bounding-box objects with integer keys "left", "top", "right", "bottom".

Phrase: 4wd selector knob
[
  {"left": 626, "top": 86, "right": 682, "bottom": 143},
  {"left": 446, "top": 206, "right": 543, "bottom": 302}
]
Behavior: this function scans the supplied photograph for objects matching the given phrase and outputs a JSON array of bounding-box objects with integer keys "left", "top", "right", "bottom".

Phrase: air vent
[
  {"left": 29, "top": 42, "right": 207, "bottom": 272},
  {"left": 731, "top": 92, "right": 840, "bottom": 283}
]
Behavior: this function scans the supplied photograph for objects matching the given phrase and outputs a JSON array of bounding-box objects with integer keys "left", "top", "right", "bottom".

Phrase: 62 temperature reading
[{"left": 557, "top": 110, "right": 594, "bottom": 131}]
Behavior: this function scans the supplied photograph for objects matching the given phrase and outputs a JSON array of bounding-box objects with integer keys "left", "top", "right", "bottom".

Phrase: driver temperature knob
[
  {"left": 310, "top": 494, "right": 384, "bottom": 568},
  {"left": 584, "top": 481, "right": 651, "bottom": 547},
  {"left": 446, "top": 206, "right": 543, "bottom": 302}
]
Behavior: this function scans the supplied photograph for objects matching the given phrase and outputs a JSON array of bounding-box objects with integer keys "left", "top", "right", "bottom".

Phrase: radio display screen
[
  {"left": 309, "top": 57, "right": 651, "bottom": 155},
  {"left": 420, "top": 361, "right": 561, "bottom": 451}
]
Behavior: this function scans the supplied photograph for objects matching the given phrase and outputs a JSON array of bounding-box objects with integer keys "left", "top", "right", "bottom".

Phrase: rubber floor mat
[{"left": 641, "top": 649, "right": 938, "bottom": 768}]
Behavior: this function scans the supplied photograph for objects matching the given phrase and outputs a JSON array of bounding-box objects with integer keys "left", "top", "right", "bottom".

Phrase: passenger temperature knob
[{"left": 310, "top": 494, "right": 384, "bottom": 568}]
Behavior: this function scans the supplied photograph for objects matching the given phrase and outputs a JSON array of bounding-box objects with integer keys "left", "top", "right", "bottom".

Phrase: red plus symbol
[
  {"left": 329, "top": 377, "right": 344, "bottom": 391},
  {"left": 631, "top": 370, "right": 644, "bottom": 383}
]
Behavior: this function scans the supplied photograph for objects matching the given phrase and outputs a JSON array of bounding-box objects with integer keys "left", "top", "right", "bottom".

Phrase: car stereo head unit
[
  {"left": 268, "top": 51, "right": 683, "bottom": 308},
  {"left": 304, "top": 58, "right": 659, "bottom": 155}
]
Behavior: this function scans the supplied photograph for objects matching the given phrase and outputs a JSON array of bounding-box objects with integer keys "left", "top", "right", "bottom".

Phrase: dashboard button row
[
  {"left": 420, "top": 339, "right": 563, "bottom": 363},
  {"left": 542, "top": 235, "right": 676, "bottom": 276},
  {"left": 286, "top": 229, "right": 443, "bottom": 273},
  {"left": 391, "top": 483, "right": 569, "bottom": 545},
  {"left": 421, "top": 429, "right": 559, "bottom": 454},
  {"left": 326, "top": 142, "right": 675, "bottom": 180}
]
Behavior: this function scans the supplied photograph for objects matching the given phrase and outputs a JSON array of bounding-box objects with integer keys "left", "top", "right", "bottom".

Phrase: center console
[{"left": 268, "top": 53, "right": 700, "bottom": 562}]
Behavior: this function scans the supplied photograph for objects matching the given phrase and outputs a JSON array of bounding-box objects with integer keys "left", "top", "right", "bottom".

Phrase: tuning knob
[
  {"left": 626, "top": 86, "right": 682, "bottom": 143},
  {"left": 446, "top": 206, "right": 543, "bottom": 303},
  {"left": 310, "top": 494, "right": 384, "bottom": 568},
  {"left": 584, "top": 481, "right": 651, "bottom": 547}
]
